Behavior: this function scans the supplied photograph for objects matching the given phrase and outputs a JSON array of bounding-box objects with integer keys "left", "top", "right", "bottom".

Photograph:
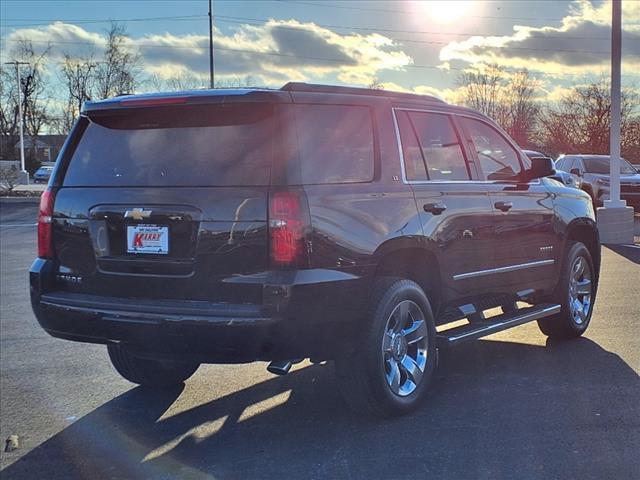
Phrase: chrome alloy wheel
[
  {"left": 568, "top": 255, "right": 592, "bottom": 325},
  {"left": 382, "top": 300, "right": 429, "bottom": 397}
]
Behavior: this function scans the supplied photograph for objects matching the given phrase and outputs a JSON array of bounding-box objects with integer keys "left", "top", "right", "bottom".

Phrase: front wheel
[
  {"left": 538, "top": 241, "right": 596, "bottom": 339},
  {"left": 335, "top": 278, "right": 437, "bottom": 417},
  {"left": 107, "top": 344, "right": 199, "bottom": 388}
]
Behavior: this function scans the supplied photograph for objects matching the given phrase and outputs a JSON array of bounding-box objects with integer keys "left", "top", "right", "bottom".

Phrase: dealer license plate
[{"left": 126, "top": 224, "right": 169, "bottom": 254}]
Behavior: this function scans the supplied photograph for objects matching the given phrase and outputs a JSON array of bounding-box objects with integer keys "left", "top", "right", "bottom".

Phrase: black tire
[
  {"left": 537, "top": 241, "right": 596, "bottom": 339},
  {"left": 335, "top": 278, "right": 437, "bottom": 417},
  {"left": 107, "top": 344, "right": 199, "bottom": 388}
]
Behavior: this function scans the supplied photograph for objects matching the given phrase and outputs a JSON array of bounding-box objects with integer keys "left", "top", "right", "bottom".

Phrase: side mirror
[
  {"left": 570, "top": 167, "right": 582, "bottom": 176},
  {"left": 525, "top": 156, "right": 555, "bottom": 181}
]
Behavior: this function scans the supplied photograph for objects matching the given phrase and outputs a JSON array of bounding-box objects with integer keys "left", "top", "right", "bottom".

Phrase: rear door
[
  {"left": 393, "top": 108, "right": 496, "bottom": 298},
  {"left": 51, "top": 100, "right": 283, "bottom": 304},
  {"left": 459, "top": 116, "right": 558, "bottom": 292}
]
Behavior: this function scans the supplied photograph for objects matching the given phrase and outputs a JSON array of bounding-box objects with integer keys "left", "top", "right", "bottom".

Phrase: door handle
[
  {"left": 424, "top": 202, "right": 447, "bottom": 215},
  {"left": 494, "top": 201, "right": 513, "bottom": 212}
]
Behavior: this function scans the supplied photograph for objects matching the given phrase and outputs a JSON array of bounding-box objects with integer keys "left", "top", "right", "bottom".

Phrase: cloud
[
  {"left": 439, "top": 0, "right": 640, "bottom": 75},
  {"left": 373, "top": 81, "right": 462, "bottom": 103},
  {"left": 1, "top": 19, "right": 413, "bottom": 88}
]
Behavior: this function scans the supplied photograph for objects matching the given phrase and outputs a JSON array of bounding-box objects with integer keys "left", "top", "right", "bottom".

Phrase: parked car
[
  {"left": 31, "top": 83, "right": 600, "bottom": 417},
  {"left": 522, "top": 149, "right": 581, "bottom": 189},
  {"left": 556, "top": 154, "right": 640, "bottom": 209},
  {"left": 33, "top": 166, "right": 54, "bottom": 183}
]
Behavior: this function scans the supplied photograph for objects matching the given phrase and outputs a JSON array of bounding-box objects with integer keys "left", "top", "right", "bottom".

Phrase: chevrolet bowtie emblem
[{"left": 124, "top": 208, "right": 152, "bottom": 221}]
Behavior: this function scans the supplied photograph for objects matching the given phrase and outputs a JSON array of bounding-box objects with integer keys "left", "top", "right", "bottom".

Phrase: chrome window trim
[
  {"left": 392, "top": 107, "right": 541, "bottom": 186},
  {"left": 453, "top": 259, "right": 555, "bottom": 281}
]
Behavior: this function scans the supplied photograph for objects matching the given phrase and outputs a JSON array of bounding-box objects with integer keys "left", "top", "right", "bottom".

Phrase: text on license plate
[{"left": 127, "top": 224, "right": 169, "bottom": 254}]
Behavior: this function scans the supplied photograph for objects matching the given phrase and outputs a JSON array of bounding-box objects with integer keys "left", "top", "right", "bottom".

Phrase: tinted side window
[
  {"left": 294, "top": 104, "right": 374, "bottom": 184},
  {"left": 462, "top": 118, "right": 523, "bottom": 180},
  {"left": 396, "top": 111, "right": 427, "bottom": 181},
  {"left": 408, "top": 112, "right": 469, "bottom": 180}
]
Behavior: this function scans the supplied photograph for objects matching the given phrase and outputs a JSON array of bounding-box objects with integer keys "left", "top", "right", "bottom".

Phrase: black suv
[{"left": 31, "top": 83, "right": 600, "bottom": 417}]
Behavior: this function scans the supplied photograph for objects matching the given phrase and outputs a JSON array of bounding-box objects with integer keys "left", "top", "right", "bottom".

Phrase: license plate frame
[{"left": 126, "top": 224, "right": 169, "bottom": 255}]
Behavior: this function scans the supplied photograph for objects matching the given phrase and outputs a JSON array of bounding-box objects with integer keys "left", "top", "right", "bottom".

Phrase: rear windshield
[{"left": 63, "top": 103, "right": 276, "bottom": 186}]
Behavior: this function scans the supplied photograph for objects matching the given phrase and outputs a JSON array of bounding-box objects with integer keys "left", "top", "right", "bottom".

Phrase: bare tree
[
  {"left": 0, "top": 165, "right": 20, "bottom": 193},
  {"left": 458, "top": 65, "right": 540, "bottom": 147},
  {"left": 496, "top": 70, "right": 540, "bottom": 147},
  {"left": 368, "top": 78, "right": 384, "bottom": 90},
  {"left": 214, "top": 75, "right": 256, "bottom": 88},
  {"left": 61, "top": 53, "right": 96, "bottom": 116},
  {"left": 95, "top": 23, "right": 142, "bottom": 99},
  {"left": 539, "top": 79, "right": 639, "bottom": 159},
  {"left": 457, "top": 64, "right": 503, "bottom": 121},
  {"left": 623, "top": 117, "right": 640, "bottom": 164},
  {"left": 0, "top": 65, "right": 20, "bottom": 160},
  {"left": 8, "top": 40, "right": 51, "bottom": 174},
  {"left": 148, "top": 72, "right": 207, "bottom": 92}
]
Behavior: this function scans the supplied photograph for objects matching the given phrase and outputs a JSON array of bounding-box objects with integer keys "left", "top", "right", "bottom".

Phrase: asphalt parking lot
[{"left": 1, "top": 201, "right": 639, "bottom": 479}]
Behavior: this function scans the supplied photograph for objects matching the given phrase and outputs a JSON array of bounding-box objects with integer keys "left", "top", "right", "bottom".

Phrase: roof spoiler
[{"left": 281, "top": 82, "right": 445, "bottom": 103}]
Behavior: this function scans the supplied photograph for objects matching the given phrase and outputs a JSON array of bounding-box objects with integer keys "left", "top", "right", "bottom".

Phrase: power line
[
  {"left": 0, "top": 15, "right": 207, "bottom": 28},
  {"left": 213, "top": 14, "right": 616, "bottom": 41},
  {"left": 275, "top": 0, "right": 570, "bottom": 22},
  {"left": 4, "top": 39, "right": 636, "bottom": 78},
  {"left": 0, "top": 13, "right": 619, "bottom": 40}
]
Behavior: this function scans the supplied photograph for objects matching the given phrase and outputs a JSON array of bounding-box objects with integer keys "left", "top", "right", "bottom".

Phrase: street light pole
[
  {"left": 597, "top": 0, "right": 634, "bottom": 244},
  {"left": 605, "top": 0, "right": 624, "bottom": 209},
  {"left": 208, "top": 0, "right": 215, "bottom": 89},
  {"left": 4, "top": 61, "right": 29, "bottom": 182}
]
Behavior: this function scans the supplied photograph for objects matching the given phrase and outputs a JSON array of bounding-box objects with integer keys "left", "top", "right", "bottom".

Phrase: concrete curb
[{"left": 0, "top": 196, "right": 41, "bottom": 205}]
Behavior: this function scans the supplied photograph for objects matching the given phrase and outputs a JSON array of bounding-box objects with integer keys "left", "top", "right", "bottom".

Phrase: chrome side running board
[{"left": 436, "top": 303, "right": 561, "bottom": 348}]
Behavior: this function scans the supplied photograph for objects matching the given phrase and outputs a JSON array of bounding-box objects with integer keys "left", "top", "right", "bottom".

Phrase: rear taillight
[
  {"left": 269, "top": 190, "right": 310, "bottom": 268},
  {"left": 37, "top": 189, "right": 54, "bottom": 259}
]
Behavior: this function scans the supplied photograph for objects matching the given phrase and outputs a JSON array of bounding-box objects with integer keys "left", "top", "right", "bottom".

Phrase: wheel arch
[
  {"left": 564, "top": 217, "right": 601, "bottom": 284},
  {"left": 373, "top": 239, "right": 443, "bottom": 314}
]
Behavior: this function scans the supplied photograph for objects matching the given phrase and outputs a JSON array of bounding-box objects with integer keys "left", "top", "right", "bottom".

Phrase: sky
[{"left": 0, "top": 0, "right": 639, "bottom": 105}]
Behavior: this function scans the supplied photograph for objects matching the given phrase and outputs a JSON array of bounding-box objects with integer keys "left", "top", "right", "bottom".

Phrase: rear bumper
[{"left": 30, "top": 259, "right": 368, "bottom": 362}]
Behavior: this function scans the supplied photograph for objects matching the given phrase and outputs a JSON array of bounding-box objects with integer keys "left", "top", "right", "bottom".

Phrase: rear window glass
[
  {"left": 294, "top": 104, "right": 374, "bottom": 184},
  {"left": 406, "top": 111, "right": 469, "bottom": 181},
  {"left": 63, "top": 103, "right": 276, "bottom": 186}
]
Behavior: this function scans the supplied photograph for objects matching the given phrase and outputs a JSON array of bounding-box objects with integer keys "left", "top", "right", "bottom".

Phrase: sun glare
[{"left": 417, "top": 0, "right": 476, "bottom": 24}]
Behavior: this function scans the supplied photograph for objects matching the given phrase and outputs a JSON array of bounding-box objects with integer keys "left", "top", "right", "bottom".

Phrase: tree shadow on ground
[{"left": 3, "top": 338, "right": 639, "bottom": 480}]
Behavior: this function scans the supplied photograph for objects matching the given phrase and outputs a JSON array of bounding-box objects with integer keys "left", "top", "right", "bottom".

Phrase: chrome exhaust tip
[{"left": 267, "top": 360, "right": 293, "bottom": 376}]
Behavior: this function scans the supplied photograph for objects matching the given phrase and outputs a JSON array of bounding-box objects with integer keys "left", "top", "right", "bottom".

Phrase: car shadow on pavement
[
  {"left": 3, "top": 337, "right": 639, "bottom": 480},
  {"left": 604, "top": 245, "right": 640, "bottom": 265}
]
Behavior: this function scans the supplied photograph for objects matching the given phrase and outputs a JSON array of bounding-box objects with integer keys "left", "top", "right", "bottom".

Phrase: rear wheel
[
  {"left": 107, "top": 344, "right": 199, "bottom": 388},
  {"left": 538, "top": 241, "right": 596, "bottom": 339},
  {"left": 336, "top": 278, "right": 437, "bottom": 417}
]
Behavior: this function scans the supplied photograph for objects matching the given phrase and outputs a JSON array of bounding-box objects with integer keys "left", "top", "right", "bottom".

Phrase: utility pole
[
  {"left": 4, "top": 61, "right": 29, "bottom": 183},
  {"left": 606, "top": 0, "right": 623, "bottom": 209},
  {"left": 208, "top": 0, "right": 215, "bottom": 89},
  {"left": 597, "top": 0, "right": 634, "bottom": 244}
]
